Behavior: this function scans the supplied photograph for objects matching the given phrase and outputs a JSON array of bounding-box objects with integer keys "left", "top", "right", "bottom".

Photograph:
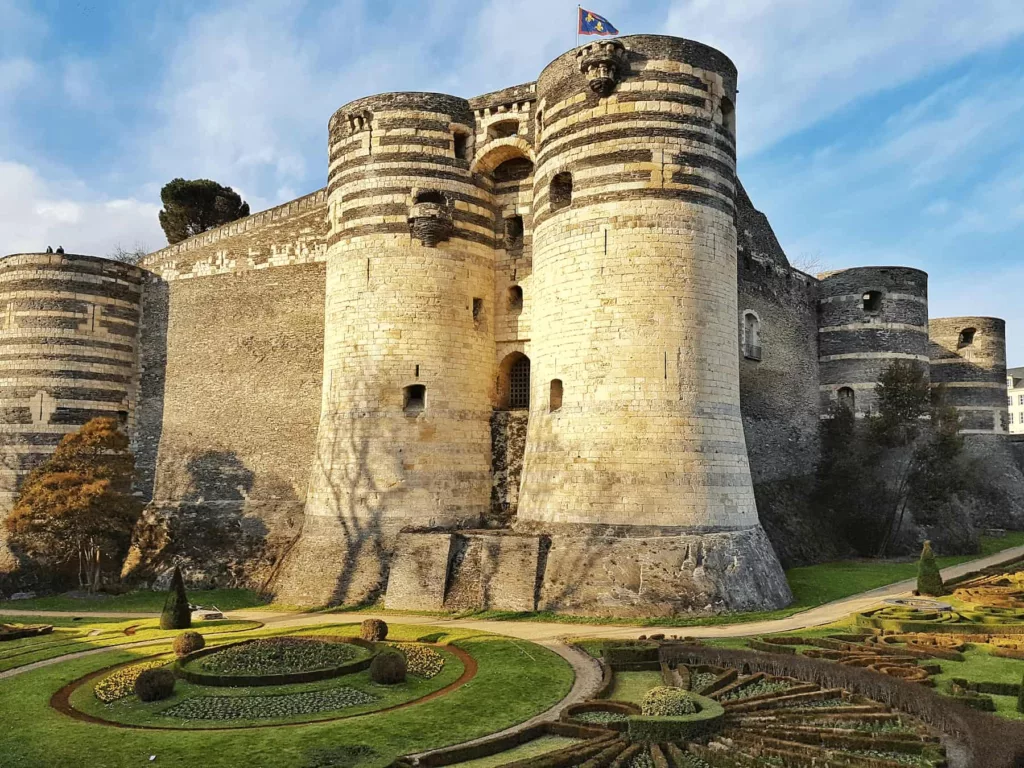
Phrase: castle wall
[
  {"left": 817, "top": 267, "right": 930, "bottom": 416},
  {"left": 928, "top": 316, "right": 1008, "bottom": 434},
  {"left": 0, "top": 252, "right": 144, "bottom": 576},
  {"left": 124, "top": 193, "right": 330, "bottom": 590},
  {"left": 516, "top": 35, "right": 790, "bottom": 615},
  {"left": 274, "top": 92, "right": 499, "bottom": 606}
]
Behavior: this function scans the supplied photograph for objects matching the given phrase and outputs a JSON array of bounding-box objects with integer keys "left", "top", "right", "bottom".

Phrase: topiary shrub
[
  {"left": 173, "top": 631, "right": 205, "bottom": 657},
  {"left": 369, "top": 649, "right": 406, "bottom": 685},
  {"left": 917, "top": 540, "right": 944, "bottom": 597},
  {"left": 135, "top": 667, "right": 176, "bottom": 702},
  {"left": 1018, "top": 672, "right": 1024, "bottom": 714},
  {"left": 641, "top": 686, "right": 698, "bottom": 716},
  {"left": 160, "top": 565, "right": 191, "bottom": 630},
  {"left": 360, "top": 618, "right": 388, "bottom": 642}
]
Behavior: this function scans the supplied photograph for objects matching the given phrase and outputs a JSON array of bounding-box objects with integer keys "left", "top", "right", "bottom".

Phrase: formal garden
[{"left": 2, "top": 550, "right": 1024, "bottom": 767}]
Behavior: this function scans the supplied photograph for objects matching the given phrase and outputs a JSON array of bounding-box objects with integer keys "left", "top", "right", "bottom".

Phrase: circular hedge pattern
[{"left": 198, "top": 638, "right": 359, "bottom": 676}]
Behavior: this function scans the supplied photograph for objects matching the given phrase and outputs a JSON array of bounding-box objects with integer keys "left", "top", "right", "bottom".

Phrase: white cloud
[
  {"left": 663, "top": 0, "right": 1024, "bottom": 155},
  {"left": 0, "top": 161, "right": 162, "bottom": 257}
]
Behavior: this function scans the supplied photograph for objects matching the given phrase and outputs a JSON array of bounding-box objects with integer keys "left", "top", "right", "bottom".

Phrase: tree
[
  {"left": 916, "top": 540, "right": 944, "bottom": 596},
  {"left": 4, "top": 417, "right": 142, "bottom": 591},
  {"left": 108, "top": 242, "right": 148, "bottom": 265},
  {"left": 160, "top": 565, "right": 191, "bottom": 630},
  {"left": 158, "top": 178, "right": 250, "bottom": 245}
]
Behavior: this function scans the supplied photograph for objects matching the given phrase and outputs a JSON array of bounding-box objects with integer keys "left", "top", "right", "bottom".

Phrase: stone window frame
[
  {"left": 453, "top": 130, "right": 471, "bottom": 161},
  {"left": 487, "top": 119, "right": 521, "bottom": 141},
  {"left": 837, "top": 386, "right": 856, "bottom": 412},
  {"left": 403, "top": 384, "right": 426, "bottom": 414},
  {"left": 549, "top": 379, "right": 563, "bottom": 412},
  {"left": 741, "top": 309, "right": 761, "bottom": 361},
  {"left": 958, "top": 327, "right": 977, "bottom": 348},
  {"left": 507, "top": 285, "right": 524, "bottom": 313},
  {"left": 549, "top": 171, "right": 573, "bottom": 212},
  {"left": 861, "top": 289, "right": 883, "bottom": 314},
  {"left": 720, "top": 95, "right": 736, "bottom": 135}
]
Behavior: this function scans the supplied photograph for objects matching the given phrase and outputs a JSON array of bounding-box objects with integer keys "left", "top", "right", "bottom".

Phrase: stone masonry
[{"left": 0, "top": 34, "right": 1018, "bottom": 613}]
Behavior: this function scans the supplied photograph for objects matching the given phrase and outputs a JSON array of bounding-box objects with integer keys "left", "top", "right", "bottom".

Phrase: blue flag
[{"left": 578, "top": 7, "right": 619, "bottom": 36}]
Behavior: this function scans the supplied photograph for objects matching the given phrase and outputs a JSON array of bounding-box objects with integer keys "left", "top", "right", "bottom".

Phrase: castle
[{"left": 0, "top": 35, "right": 1019, "bottom": 616}]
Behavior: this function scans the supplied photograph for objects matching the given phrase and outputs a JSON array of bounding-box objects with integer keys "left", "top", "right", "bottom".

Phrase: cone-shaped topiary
[
  {"left": 135, "top": 668, "right": 176, "bottom": 702},
  {"left": 160, "top": 566, "right": 191, "bottom": 630},
  {"left": 369, "top": 649, "right": 407, "bottom": 685},
  {"left": 916, "top": 540, "right": 944, "bottom": 596},
  {"left": 360, "top": 618, "right": 388, "bottom": 641},
  {"left": 173, "top": 630, "right": 205, "bottom": 657}
]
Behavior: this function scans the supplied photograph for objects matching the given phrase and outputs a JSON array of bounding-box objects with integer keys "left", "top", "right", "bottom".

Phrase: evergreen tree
[
  {"left": 160, "top": 565, "right": 191, "bottom": 630},
  {"left": 4, "top": 417, "right": 142, "bottom": 591},
  {"left": 916, "top": 540, "right": 944, "bottom": 596},
  {"left": 158, "top": 178, "right": 250, "bottom": 245}
]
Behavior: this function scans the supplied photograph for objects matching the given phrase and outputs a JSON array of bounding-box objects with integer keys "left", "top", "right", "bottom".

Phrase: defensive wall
[{"left": 0, "top": 33, "right": 1019, "bottom": 608}]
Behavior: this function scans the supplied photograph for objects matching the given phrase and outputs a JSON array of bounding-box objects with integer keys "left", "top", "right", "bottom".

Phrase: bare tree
[
  {"left": 108, "top": 242, "right": 148, "bottom": 265},
  {"left": 789, "top": 250, "right": 828, "bottom": 276}
]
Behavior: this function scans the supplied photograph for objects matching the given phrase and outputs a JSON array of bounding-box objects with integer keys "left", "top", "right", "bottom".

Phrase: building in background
[{"left": 1009, "top": 367, "right": 1024, "bottom": 434}]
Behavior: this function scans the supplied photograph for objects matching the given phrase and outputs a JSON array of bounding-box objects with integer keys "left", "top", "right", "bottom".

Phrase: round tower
[
  {"left": 275, "top": 93, "right": 496, "bottom": 605},
  {"left": 817, "top": 267, "right": 930, "bottom": 416},
  {"left": 928, "top": 316, "right": 1007, "bottom": 433},
  {"left": 517, "top": 36, "right": 791, "bottom": 615},
  {"left": 0, "top": 252, "right": 144, "bottom": 573}
]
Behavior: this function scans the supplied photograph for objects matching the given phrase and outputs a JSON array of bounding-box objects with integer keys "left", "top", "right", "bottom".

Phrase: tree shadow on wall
[{"left": 123, "top": 450, "right": 301, "bottom": 591}]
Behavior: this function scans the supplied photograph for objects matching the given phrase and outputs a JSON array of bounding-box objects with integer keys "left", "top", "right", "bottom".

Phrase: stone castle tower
[
  {"left": 1, "top": 34, "right": 1019, "bottom": 612},
  {"left": 273, "top": 36, "right": 792, "bottom": 614}
]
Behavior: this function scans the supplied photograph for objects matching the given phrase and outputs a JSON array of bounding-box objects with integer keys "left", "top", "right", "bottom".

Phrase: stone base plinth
[{"left": 535, "top": 524, "right": 792, "bottom": 618}]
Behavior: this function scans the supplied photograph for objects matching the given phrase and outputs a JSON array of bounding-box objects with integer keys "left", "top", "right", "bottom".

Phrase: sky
[{"left": 2, "top": 0, "right": 1023, "bottom": 361}]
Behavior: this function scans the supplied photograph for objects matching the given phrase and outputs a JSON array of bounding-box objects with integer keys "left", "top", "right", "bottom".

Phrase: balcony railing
[{"left": 743, "top": 344, "right": 762, "bottom": 361}]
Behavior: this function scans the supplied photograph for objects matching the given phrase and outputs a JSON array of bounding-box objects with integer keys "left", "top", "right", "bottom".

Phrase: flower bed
[
  {"left": 160, "top": 686, "right": 377, "bottom": 721},
  {"left": 388, "top": 643, "right": 444, "bottom": 678},
  {"left": 94, "top": 659, "right": 170, "bottom": 703},
  {"left": 200, "top": 638, "right": 359, "bottom": 675},
  {"left": 0, "top": 623, "right": 53, "bottom": 642}
]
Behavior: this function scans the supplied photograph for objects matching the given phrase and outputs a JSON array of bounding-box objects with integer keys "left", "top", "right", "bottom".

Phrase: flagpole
[{"left": 576, "top": 5, "right": 580, "bottom": 49}]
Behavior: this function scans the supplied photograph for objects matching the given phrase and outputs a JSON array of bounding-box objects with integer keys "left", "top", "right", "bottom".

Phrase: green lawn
[
  {"left": 0, "top": 616, "right": 260, "bottom": 672},
  {"left": 0, "top": 624, "right": 575, "bottom": 768},
  {"left": 0, "top": 588, "right": 268, "bottom": 614},
  {"left": 605, "top": 670, "right": 663, "bottom": 704},
  {"left": 449, "top": 736, "right": 581, "bottom": 767}
]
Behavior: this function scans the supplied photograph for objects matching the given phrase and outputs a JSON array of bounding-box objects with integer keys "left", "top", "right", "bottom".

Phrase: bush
[
  {"left": 135, "top": 668, "right": 176, "bottom": 702},
  {"left": 641, "top": 686, "right": 697, "bottom": 716},
  {"left": 160, "top": 565, "right": 191, "bottom": 630},
  {"left": 1018, "top": 673, "right": 1024, "bottom": 714},
  {"left": 360, "top": 618, "right": 388, "bottom": 642},
  {"left": 173, "top": 631, "right": 205, "bottom": 657},
  {"left": 917, "top": 540, "right": 944, "bottom": 596},
  {"left": 369, "top": 649, "right": 407, "bottom": 685}
]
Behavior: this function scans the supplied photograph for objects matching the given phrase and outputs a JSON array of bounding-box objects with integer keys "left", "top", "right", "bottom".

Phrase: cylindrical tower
[
  {"left": 517, "top": 36, "right": 791, "bottom": 616},
  {"left": 817, "top": 267, "right": 930, "bottom": 416},
  {"left": 275, "top": 93, "right": 496, "bottom": 605},
  {"left": 0, "top": 252, "right": 144, "bottom": 573},
  {"left": 928, "top": 317, "right": 1007, "bottom": 433}
]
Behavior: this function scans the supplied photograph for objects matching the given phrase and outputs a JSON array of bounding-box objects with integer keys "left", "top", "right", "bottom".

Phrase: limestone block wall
[
  {"left": 817, "top": 267, "right": 930, "bottom": 416},
  {"left": 274, "top": 92, "right": 498, "bottom": 606},
  {"left": 0, "top": 253, "right": 144, "bottom": 508},
  {"left": 928, "top": 316, "right": 1008, "bottom": 434},
  {"left": 516, "top": 35, "right": 790, "bottom": 614}
]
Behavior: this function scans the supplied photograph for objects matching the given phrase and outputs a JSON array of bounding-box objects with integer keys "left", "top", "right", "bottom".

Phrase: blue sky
[{"left": 2, "top": 0, "right": 1024, "bottom": 362}]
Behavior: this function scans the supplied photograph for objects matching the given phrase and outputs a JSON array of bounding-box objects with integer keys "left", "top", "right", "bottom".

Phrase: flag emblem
[{"left": 578, "top": 7, "right": 619, "bottom": 36}]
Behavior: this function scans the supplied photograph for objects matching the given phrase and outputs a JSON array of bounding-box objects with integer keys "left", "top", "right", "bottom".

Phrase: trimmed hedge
[
  {"left": 135, "top": 668, "right": 176, "bottom": 702},
  {"left": 173, "top": 631, "right": 205, "bottom": 657},
  {"left": 0, "top": 624, "right": 52, "bottom": 641},
  {"left": 175, "top": 638, "right": 376, "bottom": 687},
  {"left": 361, "top": 618, "right": 388, "bottom": 642},
  {"left": 370, "top": 649, "right": 406, "bottom": 685},
  {"left": 626, "top": 693, "right": 725, "bottom": 743},
  {"left": 601, "top": 642, "right": 660, "bottom": 670},
  {"left": 950, "top": 677, "right": 1021, "bottom": 697},
  {"left": 160, "top": 565, "right": 191, "bottom": 630},
  {"left": 659, "top": 643, "right": 1024, "bottom": 768}
]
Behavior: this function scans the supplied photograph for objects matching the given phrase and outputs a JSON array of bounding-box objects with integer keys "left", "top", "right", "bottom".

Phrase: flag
[{"left": 578, "top": 7, "right": 619, "bottom": 36}]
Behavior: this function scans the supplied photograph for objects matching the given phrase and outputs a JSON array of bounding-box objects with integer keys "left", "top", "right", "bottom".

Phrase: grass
[
  {"left": 606, "top": 670, "right": 663, "bottom": 704},
  {"left": 449, "top": 736, "right": 581, "bottom": 767},
  {"left": 0, "top": 588, "right": 268, "bottom": 614},
  {"left": 0, "top": 616, "right": 260, "bottom": 672},
  {"left": 0, "top": 623, "right": 575, "bottom": 768},
  {"left": 70, "top": 644, "right": 465, "bottom": 729},
  {"left": 932, "top": 644, "right": 1024, "bottom": 721}
]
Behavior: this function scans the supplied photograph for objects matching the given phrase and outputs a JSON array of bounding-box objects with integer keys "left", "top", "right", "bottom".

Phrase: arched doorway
[{"left": 490, "top": 352, "right": 531, "bottom": 527}]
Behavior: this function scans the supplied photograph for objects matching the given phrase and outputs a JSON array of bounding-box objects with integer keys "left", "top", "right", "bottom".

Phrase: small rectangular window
[
  {"left": 1019, "top": 395, "right": 1023, "bottom": 406},
  {"left": 473, "top": 298, "right": 483, "bottom": 322},
  {"left": 403, "top": 384, "right": 425, "bottom": 414},
  {"left": 453, "top": 133, "right": 469, "bottom": 160}
]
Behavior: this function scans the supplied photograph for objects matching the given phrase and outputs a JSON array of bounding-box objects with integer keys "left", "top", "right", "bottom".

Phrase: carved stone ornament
[
  {"left": 408, "top": 202, "right": 453, "bottom": 248},
  {"left": 578, "top": 39, "right": 627, "bottom": 97}
]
